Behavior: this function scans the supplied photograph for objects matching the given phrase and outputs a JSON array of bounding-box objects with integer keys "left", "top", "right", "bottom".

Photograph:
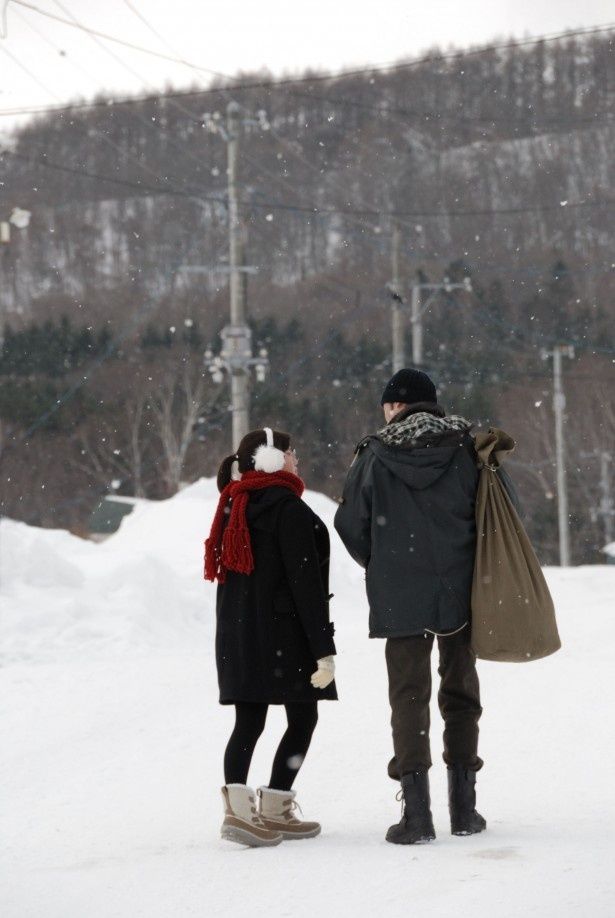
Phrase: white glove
[{"left": 311, "top": 655, "right": 335, "bottom": 689}]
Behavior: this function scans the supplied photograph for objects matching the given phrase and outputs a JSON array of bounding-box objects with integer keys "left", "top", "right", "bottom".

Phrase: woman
[{"left": 205, "top": 427, "right": 337, "bottom": 847}]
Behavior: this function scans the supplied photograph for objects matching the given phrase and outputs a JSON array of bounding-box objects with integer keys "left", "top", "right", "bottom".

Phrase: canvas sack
[{"left": 471, "top": 428, "right": 561, "bottom": 662}]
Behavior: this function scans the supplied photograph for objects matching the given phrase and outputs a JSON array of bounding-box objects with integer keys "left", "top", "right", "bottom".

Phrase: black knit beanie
[{"left": 380, "top": 368, "right": 437, "bottom": 406}]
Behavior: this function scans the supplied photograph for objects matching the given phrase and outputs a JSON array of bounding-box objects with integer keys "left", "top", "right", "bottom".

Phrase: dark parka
[
  {"left": 216, "top": 486, "right": 337, "bottom": 704},
  {"left": 334, "top": 423, "right": 521, "bottom": 639}
]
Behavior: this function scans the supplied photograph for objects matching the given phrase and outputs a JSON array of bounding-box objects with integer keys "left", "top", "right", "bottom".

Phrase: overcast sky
[{"left": 1, "top": 0, "right": 614, "bottom": 130}]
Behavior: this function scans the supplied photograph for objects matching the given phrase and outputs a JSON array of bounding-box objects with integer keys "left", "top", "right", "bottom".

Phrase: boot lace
[
  {"left": 283, "top": 798, "right": 304, "bottom": 822},
  {"left": 248, "top": 794, "right": 265, "bottom": 826}
]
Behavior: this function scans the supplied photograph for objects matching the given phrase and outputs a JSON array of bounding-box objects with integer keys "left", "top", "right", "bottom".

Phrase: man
[{"left": 335, "top": 368, "right": 498, "bottom": 845}]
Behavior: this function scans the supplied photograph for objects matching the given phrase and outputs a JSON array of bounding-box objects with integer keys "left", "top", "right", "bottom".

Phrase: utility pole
[
  {"left": 202, "top": 102, "right": 269, "bottom": 450},
  {"left": 410, "top": 284, "right": 422, "bottom": 366},
  {"left": 542, "top": 344, "right": 574, "bottom": 566},
  {"left": 599, "top": 451, "right": 614, "bottom": 547},
  {"left": 581, "top": 449, "right": 614, "bottom": 551},
  {"left": 226, "top": 101, "right": 249, "bottom": 448},
  {"left": 386, "top": 259, "right": 472, "bottom": 371},
  {"left": 389, "top": 222, "right": 405, "bottom": 373},
  {"left": 409, "top": 277, "right": 472, "bottom": 367}
]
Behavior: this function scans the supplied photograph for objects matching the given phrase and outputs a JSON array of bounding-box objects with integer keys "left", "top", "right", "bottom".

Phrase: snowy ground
[{"left": 1, "top": 480, "right": 614, "bottom": 917}]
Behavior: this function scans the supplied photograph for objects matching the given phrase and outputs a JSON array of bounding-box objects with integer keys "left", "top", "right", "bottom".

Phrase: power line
[
  {"left": 4, "top": 159, "right": 615, "bottom": 284},
  {"left": 14, "top": 1, "right": 318, "bottom": 236},
  {"left": 39, "top": 1, "right": 225, "bottom": 193},
  {"left": 14, "top": 3, "right": 615, "bottom": 83},
  {"left": 11, "top": 0, "right": 227, "bottom": 76},
  {"left": 0, "top": 38, "right": 61, "bottom": 101},
  {"left": 51, "top": 0, "right": 161, "bottom": 94},
  {"left": 0, "top": 28, "right": 216, "bottom": 206},
  {"left": 3, "top": 147, "right": 612, "bottom": 220},
  {"left": 2, "top": 23, "right": 610, "bottom": 226},
  {"left": 44, "top": 0, "right": 388, "bottom": 258},
  {"left": 117, "top": 0, "right": 421, "bottom": 246},
  {"left": 7, "top": 160, "right": 614, "bottom": 285},
  {"left": 21, "top": 7, "right": 610, "bottom": 282},
  {"left": 2, "top": 14, "right": 615, "bottom": 118},
  {"left": 60, "top": 0, "right": 402, "bottom": 251},
  {"left": 3, "top": 14, "right": 614, "bottom": 347},
  {"left": 121, "top": 0, "right": 177, "bottom": 55},
  {"left": 286, "top": 88, "right": 615, "bottom": 127}
]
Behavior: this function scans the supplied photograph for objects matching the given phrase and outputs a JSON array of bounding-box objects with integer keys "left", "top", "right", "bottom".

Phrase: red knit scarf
[{"left": 204, "top": 470, "right": 305, "bottom": 583}]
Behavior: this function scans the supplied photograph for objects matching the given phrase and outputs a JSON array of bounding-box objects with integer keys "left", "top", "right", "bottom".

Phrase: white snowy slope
[{"left": 1, "top": 480, "right": 614, "bottom": 918}]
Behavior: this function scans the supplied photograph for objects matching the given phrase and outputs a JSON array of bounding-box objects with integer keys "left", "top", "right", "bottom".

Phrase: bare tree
[
  {"left": 72, "top": 392, "right": 152, "bottom": 498},
  {"left": 150, "top": 365, "right": 213, "bottom": 497},
  {"left": 124, "top": 394, "right": 149, "bottom": 498},
  {"left": 0, "top": 417, "right": 14, "bottom": 463}
]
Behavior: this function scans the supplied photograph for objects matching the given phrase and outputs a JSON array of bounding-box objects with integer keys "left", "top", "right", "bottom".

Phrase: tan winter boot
[
  {"left": 257, "top": 787, "right": 321, "bottom": 840},
  {"left": 220, "top": 784, "right": 283, "bottom": 847}
]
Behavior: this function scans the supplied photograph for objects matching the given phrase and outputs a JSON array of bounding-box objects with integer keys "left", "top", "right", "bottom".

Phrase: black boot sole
[
  {"left": 386, "top": 823, "right": 436, "bottom": 845},
  {"left": 450, "top": 820, "right": 487, "bottom": 836},
  {"left": 386, "top": 833, "right": 436, "bottom": 845}
]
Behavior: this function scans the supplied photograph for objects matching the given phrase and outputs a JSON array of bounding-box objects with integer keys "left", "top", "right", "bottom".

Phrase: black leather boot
[
  {"left": 386, "top": 771, "right": 436, "bottom": 845},
  {"left": 447, "top": 765, "right": 487, "bottom": 836}
]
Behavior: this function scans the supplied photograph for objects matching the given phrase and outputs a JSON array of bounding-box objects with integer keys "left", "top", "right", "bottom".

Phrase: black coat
[
  {"left": 334, "top": 431, "right": 480, "bottom": 638},
  {"left": 216, "top": 486, "right": 337, "bottom": 704}
]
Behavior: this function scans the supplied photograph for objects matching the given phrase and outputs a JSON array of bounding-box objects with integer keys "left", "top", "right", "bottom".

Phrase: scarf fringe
[{"left": 222, "top": 524, "right": 254, "bottom": 576}]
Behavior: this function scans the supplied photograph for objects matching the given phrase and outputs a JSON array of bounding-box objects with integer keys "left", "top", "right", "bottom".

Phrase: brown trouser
[{"left": 385, "top": 626, "right": 483, "bottom": 779}]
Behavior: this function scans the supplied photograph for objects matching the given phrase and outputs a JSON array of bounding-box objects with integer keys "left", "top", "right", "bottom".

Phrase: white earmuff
[{"left": 253, "top": 427, "right": 285, "bottom": 473}]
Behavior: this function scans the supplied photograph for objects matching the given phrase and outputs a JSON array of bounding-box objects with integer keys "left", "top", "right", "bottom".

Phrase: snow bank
[{"left": 0, "top": 479, "right": 363, "bottom": 663}]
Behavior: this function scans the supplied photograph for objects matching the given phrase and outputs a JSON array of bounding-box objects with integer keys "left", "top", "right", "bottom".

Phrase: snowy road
[{"left": 1, "top": 482, "right": 614, "bottom": 917}]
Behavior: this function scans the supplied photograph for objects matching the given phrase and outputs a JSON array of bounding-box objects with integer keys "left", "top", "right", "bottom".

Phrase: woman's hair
[{"left": 216, "top": 428, "right": 291, "bottom": 492}]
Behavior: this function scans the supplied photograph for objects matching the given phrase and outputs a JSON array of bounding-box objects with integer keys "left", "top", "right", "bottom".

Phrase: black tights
[{"left": 224, "top": 702, "right": 318, "bottom": 791}]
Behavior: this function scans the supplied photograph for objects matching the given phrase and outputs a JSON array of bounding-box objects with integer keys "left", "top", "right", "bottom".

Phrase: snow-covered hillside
[{"left": 1, "top": 481, "right": 614, "bottom": 917}]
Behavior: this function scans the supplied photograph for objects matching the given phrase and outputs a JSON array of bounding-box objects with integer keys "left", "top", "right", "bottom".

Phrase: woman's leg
[
  {"left": 223, "top": 702, "right": 269, "bottom": 785},
  {"left": 268, "top": 702, "right": 319, "bottom": 791}
]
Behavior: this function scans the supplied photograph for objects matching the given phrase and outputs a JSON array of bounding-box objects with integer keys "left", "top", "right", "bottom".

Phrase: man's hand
[{"left": 310, "top": 655, "right": 335, "bottom": 689}]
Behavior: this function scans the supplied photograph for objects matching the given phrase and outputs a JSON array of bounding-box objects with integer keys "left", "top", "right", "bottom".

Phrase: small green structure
[{"left": 89, "top": 496, "right": 138, "bottom": 539}]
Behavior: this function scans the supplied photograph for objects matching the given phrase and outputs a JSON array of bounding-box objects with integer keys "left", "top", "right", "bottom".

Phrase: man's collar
[{"left": 388, "top": 401, "right": 446, "bottom": 425}]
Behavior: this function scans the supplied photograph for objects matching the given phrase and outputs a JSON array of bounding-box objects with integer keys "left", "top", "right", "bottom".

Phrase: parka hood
[
  {"left": 366, "top": 435, "right": 470, "bottom": 490},
  {"left": 244, "top": 485, "right": 297, "bottom": 530}
]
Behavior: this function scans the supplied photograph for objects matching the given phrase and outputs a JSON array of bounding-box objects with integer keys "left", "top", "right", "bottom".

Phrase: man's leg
[
  {"left": 436, "top": 627, "right": 483, "bottom": 770},
  {"left": 384, "top": 634, "right": 436, "bottom": 844},
  {"left": 385, "top": 634, "right": 434, "bottom": 779},
  {"left": 437, "top": 627, "right": 486, "bottom": 834}
]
